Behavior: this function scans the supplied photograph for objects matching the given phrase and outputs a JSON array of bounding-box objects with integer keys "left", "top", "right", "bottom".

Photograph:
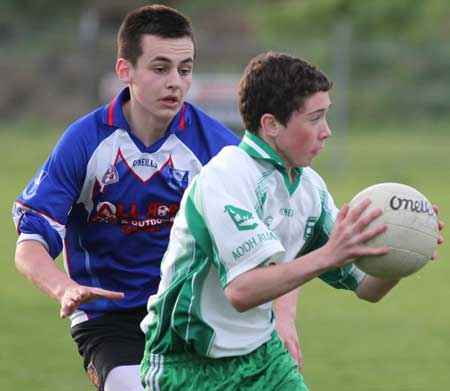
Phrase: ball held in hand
[{"left": 349, "top": 182, "right": 439, "bottom": 279}]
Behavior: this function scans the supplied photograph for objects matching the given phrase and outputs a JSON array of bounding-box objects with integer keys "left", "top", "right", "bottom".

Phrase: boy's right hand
[
  {"left": 60, "top": 285, "right": 125, "bottom": 318},
  {"left": 323, "top": 198, "right": 390, "bottom": 269}
]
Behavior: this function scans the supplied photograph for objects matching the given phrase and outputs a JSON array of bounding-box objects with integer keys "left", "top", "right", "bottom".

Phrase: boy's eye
[
  {"left": 179, "top": 68, "right": 192, "bottom": 76},
  {"left": 310, "top": 111, "right": 327, "bottom": 122}
]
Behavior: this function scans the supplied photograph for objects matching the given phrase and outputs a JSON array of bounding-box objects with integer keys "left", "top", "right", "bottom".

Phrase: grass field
[{"left": 1, "top": 121, "right": 448, "bottom": 390}]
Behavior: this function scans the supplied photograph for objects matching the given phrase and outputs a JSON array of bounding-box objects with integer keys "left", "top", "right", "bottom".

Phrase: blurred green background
[{"left": 1, "top": 1, "right": 449, "bottom": 390}]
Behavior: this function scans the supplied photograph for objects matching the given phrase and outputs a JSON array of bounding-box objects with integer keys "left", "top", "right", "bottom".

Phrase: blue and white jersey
[{"left": 12, "top": 87, "right": 240, "bottom": 326}]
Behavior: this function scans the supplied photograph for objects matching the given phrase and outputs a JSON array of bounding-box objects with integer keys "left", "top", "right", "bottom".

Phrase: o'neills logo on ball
[{"left": 389, "top": 195, "right": 435, "bottom": 216}]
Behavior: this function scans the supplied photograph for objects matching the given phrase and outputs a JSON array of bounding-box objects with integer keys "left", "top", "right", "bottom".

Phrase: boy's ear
[
  {"left": 116, "top": 58, "right": 131, "bottom": 83},
  {"left": 260, "top": 113, "right": 281, "bottom": 137}
]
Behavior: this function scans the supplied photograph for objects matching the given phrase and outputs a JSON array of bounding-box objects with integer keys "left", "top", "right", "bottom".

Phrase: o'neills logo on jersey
[
  {"left": 132, "top": 158, "right": 157, "bottom": 168},
  {"left": 224, "top": 205, "right": 258, "bottom": 231},
  {"left": 389, "top": 196, "right": 435, "bottom": 216}
]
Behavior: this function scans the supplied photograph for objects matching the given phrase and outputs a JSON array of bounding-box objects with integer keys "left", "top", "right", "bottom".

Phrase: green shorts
[{"left": 141, "top": 333, "right": 308, "bottom": 391}]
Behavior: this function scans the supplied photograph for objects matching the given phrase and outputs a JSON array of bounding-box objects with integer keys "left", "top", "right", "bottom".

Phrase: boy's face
[
  {"left": 272, "top": 91, "right": 332, "bottom": 169},
  {"left": 120, "top": 34, "right": 194, "bottom": 129}
]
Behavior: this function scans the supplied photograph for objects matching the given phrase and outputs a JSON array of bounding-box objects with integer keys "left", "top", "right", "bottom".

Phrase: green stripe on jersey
[
  {"left": 298, "top": 190, "right": 361, "bottom": 291},
  {"left": 143, "top": 234, "right": 215, "bottom": 356},
  {"left": 185, "top": 180, "right": 229, "bottom": 287},
  {"left": 143, "top": 182, "right": 218, "bottom": 356}
]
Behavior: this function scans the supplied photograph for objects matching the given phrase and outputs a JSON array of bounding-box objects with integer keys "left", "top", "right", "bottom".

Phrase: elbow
[
  {"left": 15, "top": 245, "right": 27, "bottom": 274},
  {"left": 355, "top": 285, "right": 384, "bottom": 303},
  {"left": 355, "top": 286, "right": 390, "bottom": 303},
  {"left": 355, "top": 275, "right": 400, "bottom": 303},
  {"left": 15, "top": 257, "right": 23, "bottom": 273},
  {"left": 224, "top": 286, "right": 251, "bottom": 313},
  {"left": 14, "top": 240, "right": 45, "bottom": 276},
  {"left": 358, "top": 293, "right": 382, "bottom": 304}
]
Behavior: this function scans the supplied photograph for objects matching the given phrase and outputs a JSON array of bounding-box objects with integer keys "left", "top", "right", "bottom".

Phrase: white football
[{"left": 349, "top": 182, "right": 439, "bottom": 279}]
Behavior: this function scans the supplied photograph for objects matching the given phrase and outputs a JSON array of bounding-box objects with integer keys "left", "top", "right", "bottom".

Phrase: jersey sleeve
[
  {"left": 299, "top": 182, "right": 366, "bottom": 291},
  {"left": 184, "top": 151, "right": 285, "bottom": 288},
  {"left": 12, "top": 123, "right": 90, "bottom": 259}
]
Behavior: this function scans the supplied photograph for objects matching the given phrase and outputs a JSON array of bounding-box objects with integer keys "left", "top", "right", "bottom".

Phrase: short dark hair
[
  {"left": 117, "top": 4, "right": 195, "bottom": 66},
  {"left": 238, "top": 52, "right": 332, "bottom": 133}
]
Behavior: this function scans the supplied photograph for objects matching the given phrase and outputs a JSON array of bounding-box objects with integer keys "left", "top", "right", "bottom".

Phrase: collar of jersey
[
  {"left": 239, "top": 130, "right": 303, "bottom": 194},
  {"left": 101, "top": 86, "right": 192, "bottom": 134}
]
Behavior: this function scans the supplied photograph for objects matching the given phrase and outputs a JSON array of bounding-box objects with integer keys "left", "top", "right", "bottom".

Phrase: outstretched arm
[
  {"left": 225, "top": 199, "right": 389, "bottom": 312},
  {"left": 15, "top": 240, "right": 124, "bottom": 318}
]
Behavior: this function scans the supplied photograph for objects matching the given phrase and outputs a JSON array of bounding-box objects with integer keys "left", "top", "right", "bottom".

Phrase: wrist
[
  {"left": 54, "top": 280, "right": 79, "bottom": 302},
  {"left": 274, "top": 307, "right": 296, "bottom": 321},
  {"left": 309, "top": 246, "right": 336, "bottom": 274}
]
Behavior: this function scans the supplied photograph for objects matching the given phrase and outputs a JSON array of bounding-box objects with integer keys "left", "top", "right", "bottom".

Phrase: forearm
[
  {"left": 355, "top": 274, "right": 399, "bottom": 303},
  {"left": 15, "top": 240, "right": 78, "bottom": 302},
  {"left": 225, "top": 201, "right": 393, "bottom": 312},
  {"left": 274, "top": 288, "right": 299, "bottom": 321},
  {"left": 274, "top": 288, "right": 303, "bottom": 368},
  {"left": 225, "top": 249, "right": 329, "bottom": 312}
]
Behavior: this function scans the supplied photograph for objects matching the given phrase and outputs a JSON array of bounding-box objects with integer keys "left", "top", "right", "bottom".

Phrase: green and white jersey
[{"left": 141, "top": 131, "right": 365, "bottom": 359}]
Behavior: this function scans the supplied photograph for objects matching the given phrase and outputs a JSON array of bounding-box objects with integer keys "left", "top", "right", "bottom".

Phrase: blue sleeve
[
  {"left": 13, "top": 120, "right": 93, "bottom": 258},
  {"left": 183, "top": 103, "right": 241, "bottom": 165},
  {"left": 200, "top": 117, "right": 241, "bottom": 160},
  {"left": 18, "top": 210, "right": 63, "bottom": 259}
]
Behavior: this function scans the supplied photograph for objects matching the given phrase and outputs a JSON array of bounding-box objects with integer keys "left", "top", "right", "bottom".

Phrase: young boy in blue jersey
[
  {"left": 139, "top": 52, "right": 444, "bottom": 390},
  {"left": 12, "top": 5, "right": 244, "bottom": 391}
]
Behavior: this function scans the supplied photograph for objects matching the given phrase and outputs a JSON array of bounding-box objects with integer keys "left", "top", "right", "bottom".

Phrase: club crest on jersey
[
  {"left": 224, "top": 205, "right": 258, "bottom": 231},
  {"left": 101, "top": 164, "right": 119, "bottom": 186},
  {"left": 168, "top": 167, "right": 189, "bottom": 189},
  {"left": 23, "top": 169, "right": 48, "bottom": 200},
  {"left": 303, "top": 216, "right": 318, "bottom": 240}
]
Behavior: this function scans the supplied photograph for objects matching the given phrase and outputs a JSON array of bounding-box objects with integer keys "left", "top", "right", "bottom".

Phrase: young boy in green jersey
[{"left": 140, "top": 51, "right": 444, "bottom": 390}]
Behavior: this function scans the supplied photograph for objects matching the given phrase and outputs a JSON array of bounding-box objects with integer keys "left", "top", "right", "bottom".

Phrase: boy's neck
[{"left": 122, "top": 100, "right": 170, "bottom": 147}]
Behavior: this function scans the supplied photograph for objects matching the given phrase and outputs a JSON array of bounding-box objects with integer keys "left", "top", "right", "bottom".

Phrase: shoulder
[
  {"left": 301, "top": 167, "right": 338, "bottom": 213},
  {"left": 196, "top": 146, "right": 259, "bottom": 196},
  {"left": 302, "top": 167, "right": 328, "bottom": 191},
  {"left": 64, "top": 105, "right": 105, "bottom": 138},
  {"left": 184, "top": 102, "right": 240, "bottom": 144},
  {"left": 55, "top": 104, "right": 114, "bottom": 156},
  {"left": 206, "top": 145, "right": 249, "bottom": 169},
  {"left": 190, "top": 146, "right": 259, "bottom": 212},
  {"left": 198, "top": 146, "right": 249, "bottom": 180}
]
